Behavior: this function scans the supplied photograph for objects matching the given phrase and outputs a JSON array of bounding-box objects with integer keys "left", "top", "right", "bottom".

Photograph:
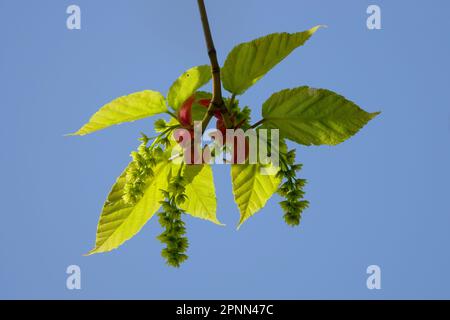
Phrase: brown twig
[{"left": 197, "top": 0, "right": 233, "bottom": 131}]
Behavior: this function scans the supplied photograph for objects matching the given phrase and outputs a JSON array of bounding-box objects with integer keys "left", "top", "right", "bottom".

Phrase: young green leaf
[
  {"left": 221, "top": 26, "right": 322, "bottom": 95},
  {"left": 70, "top": 90, "right": 167, "bottom": 136},
  {"left": 167, "top": 65, "right": 212, "bottom": 111},
  {"left": 177, "top": 164, "right": 222, "bottom": 225},
  {"left": 87, "top": 161, "right": 171, "bottom": 255},
  {"left": 231, "top": 164, "right": 281, "bottom": 228},
  {"left": 262, "top": 86, "right": 380, "bottom": 146}
]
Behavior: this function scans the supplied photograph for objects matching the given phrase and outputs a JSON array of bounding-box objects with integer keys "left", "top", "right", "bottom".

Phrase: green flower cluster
[
  {"left": 123, "top": 135, "right": 159, "bottom": 205},
  {"left": 228, "top": 97, "right": 251, "bottom": 129},
  {"left": 157, "top": 170, "right": 189, "bottom": 268},
  {"left": 277, "top": 149, "right": 309, "bottom": 226}
]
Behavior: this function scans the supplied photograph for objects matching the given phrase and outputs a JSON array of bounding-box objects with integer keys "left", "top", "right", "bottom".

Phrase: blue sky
[{"left": 1, "top": 0, "right": 450, "bottom": 299}]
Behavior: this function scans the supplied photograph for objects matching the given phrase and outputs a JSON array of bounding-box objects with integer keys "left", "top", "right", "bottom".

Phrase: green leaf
[
  {"left": 222, "top": 26, "right": 322, "bottom": 95},
  {"left": 70, "top": 90, "right": 167, "bottom": 136},
  {"left": 167, "top": 65, "right": 212, "bottom": 110},
  {"left": 262, "top": 86, "right": 380, "bottom": 146},
  {"left": 231, "top": 164, "right": 281, "bottom": 228},
  {"left": 177, "top": 164, "right": 222, "bottom": 225},
  {"left": 87, "top": 161, "right": 171, "bottom": 255}
]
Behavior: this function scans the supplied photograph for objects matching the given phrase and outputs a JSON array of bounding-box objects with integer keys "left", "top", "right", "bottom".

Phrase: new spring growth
[
  {"left": 277, "top": 149, "right": 309, "bottom": 226},
  {"left": 72, "top": 0, "right": 379, "bottom": 267},
  {"left": 123, "top": 134, "right": 158, "bottom": 205},
  {"left": 157, "top": 166, "right": 189, "bottom": 267}
]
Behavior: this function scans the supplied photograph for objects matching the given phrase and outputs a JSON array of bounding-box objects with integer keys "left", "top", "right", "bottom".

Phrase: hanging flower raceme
[
  {"left": 123, "top": 135, "right": 159, "bottom": 205},
  {"left": 157, "top": 169, "right": 189, "bottom": 267},
  {"left": 277, "top": 149, "right": 309, "bottom": 226}
]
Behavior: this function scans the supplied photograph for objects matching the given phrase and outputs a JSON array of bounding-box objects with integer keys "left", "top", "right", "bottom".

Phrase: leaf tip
[
  {"left": 214, "top": 220, "right": 226, "bottom": 227},
  {"left": 372, "top": 111, "right": 382, "bottom": 117},
  {"left": 66, "top": 127, "right": 90, "bottom": 136},
  {"left": 65, "top": 132, "right": 81, "bottom": 137},
  {"left": 84, "top": 249, "right": 96, "bottom": 256},
  {"left": 310, "top": 25, "right": 327, "bottom": 34},
  {"left": 85, "top": 246, "right": 111, "bottom": 256},
  {"left": 236, "top": 218, "right": 247, "bottom": 230},
  {"left": 369, "top": 111, "right": 382, "bottom": 121}
]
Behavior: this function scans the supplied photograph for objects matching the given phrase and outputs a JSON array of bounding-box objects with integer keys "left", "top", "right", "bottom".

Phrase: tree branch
[{"left": 197, "top": 0, "right": 233, "bottom": 131}]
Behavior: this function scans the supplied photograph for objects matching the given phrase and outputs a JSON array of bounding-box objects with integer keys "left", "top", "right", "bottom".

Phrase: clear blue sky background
[{"left": 1, "top": 0, "right": 450, "bottom": 299}]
